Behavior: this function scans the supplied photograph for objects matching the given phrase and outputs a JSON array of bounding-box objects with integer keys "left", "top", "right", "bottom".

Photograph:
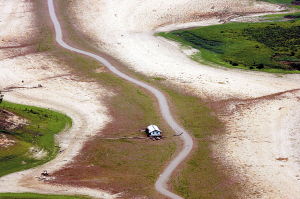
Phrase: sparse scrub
[{"left": 152, "top": 76, "right": 166, "bottom": 81}]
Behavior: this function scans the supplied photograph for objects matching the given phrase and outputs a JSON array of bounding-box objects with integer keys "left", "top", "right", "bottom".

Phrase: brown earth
[{"left": 0, "top": 109, "right": 27, "bottom": 131}]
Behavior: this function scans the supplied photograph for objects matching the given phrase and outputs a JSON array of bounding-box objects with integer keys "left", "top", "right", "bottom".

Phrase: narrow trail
[{"left": 48, "top": 0, "right": 193, "bottom": 199}]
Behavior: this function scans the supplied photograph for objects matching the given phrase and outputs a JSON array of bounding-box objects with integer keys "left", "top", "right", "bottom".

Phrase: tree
[{"left": 0, "top": 91, "right": 4, "bottom": 104}]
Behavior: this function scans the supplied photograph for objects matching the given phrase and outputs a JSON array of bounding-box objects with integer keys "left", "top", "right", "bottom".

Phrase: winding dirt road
[{"left": 48, "top": 0, "right": 193, "bottom": 198}]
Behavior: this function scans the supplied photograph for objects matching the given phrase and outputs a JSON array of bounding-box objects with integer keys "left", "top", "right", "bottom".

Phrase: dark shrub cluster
[{"left": 173, "top": 31, "right": 224, "bottom": 53}]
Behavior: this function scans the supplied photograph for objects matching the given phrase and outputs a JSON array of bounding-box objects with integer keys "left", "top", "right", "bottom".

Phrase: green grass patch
[
  {"left": 259, "top": 0, "right": 300, "bottom": 8},
  {"left": 0, "top": 101, "right": 71, "bottom": 177},
  {"left": 0, "top": 193, "right": 90, "bottom": 199},
  {"left": 165, "top": 90, "right": 239, "bottom": 198},
  {"left": 157, "top": 18, "right": 300, "bottom": 73},
  {"left": 259, "top": 0, "right": 295, "bottom": 4},
  {"left": 36, "top": 27, "right": 54, "bottom": 52},
  {"left": 264, "top": 12, "right": 300, "bottom": 20}
]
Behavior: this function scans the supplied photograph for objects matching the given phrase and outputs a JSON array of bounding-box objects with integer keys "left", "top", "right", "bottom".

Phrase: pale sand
[
  {"left": 213, "top": 91, "right": 300, "bottom": 199},
  {"left": 66, "top": 0, "right": 300, "bottom": 198},
  {"left": 0, "top": 1, "right": 118, "bottom": 198},
  {"left": 66, "top": 0, "right": 300, "bottom": 100}
]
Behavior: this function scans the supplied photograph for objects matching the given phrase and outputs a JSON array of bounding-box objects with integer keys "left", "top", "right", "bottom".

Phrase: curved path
[{"left": 48, "top": 0, "right": 193, "bottom": 198}]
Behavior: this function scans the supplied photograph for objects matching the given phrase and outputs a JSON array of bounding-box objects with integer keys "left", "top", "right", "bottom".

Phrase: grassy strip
[
  {"left": 259, "top": 0, "right": 294, "bottom": 4},
  {"left": 259, "top": 0, "right": 300, "bottom": 9},
  {"left": 165, "top": 90, "right": 239, "bottom": 198},
  {"left": 0, "top": 101, "right": 71, "bottom": 177},
  {"left": 263, "top": 12, "right": 300, "bottom": 20},
  {"left": 157, "top": 17, "right": 300, "bottom": 73},
  {"left": 0, "top": 193, "right": 90, "bottom": 199}
]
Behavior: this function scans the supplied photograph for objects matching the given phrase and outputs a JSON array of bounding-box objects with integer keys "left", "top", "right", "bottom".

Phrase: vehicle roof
[{"left": 147, "top": 124, "right": 161, "bottom": 132}]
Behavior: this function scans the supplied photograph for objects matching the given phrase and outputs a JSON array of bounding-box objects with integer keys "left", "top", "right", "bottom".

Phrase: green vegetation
[
  {"left": 259, "top": 0, "right": 300, "bottom": 8},
  {"left": 264, "top": 12, "right": 300, "bottom": 20},
  {"left": 0, "top": 193, "right": 90, "bottom": 199},
  {"left": 259, "top": 0, "right": 294, "bottom": 4},
  {"left": 36, "top": 27, "right": 55, "bottom": 52},
  {"left": 158, "top": 18, "right": 300, "bottom": 73},
  {"left": 165, "top": 90, "right": 238, "bottom": 199},
  {"left": 0, "top": 101, "right": 71, "bottom": 177}
]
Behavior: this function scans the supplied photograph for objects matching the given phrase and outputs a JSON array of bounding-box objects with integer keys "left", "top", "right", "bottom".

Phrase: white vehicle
[{"left": 145, "top": 125, "right": 162, "bottom": 138}]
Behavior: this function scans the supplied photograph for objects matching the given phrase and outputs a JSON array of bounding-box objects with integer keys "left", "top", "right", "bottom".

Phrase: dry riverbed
[{"left": 1, "top": 0, "right": 300, "bottom": 198}]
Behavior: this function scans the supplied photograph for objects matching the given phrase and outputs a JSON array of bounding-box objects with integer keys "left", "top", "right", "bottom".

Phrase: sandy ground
[
  {"left": 66, "top": 0, "right": 300, "bottom": 100},
  {"left": 0, "top": 1, "right": 118, "bottom": 198},
  {"left": 0, "top": 109, "right": 27, "bottom": 130},
  {"left": 66, "top": 0, "right": 300, "bottom": 198},
  {"left": 0, "top": 134, "right": 16, "bottom": 148},
  {"left": 213, "top": 90, "right": 300, "bottom": 199}
]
